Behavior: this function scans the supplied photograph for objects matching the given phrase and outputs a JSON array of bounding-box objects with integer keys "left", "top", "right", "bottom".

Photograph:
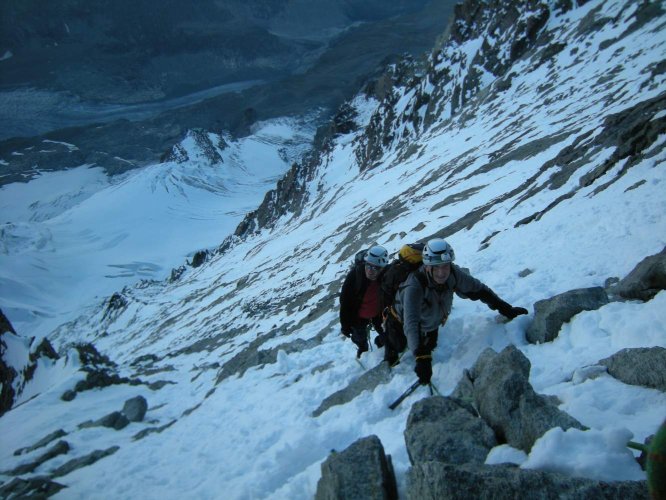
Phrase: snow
[
  {"left": 522, "top": 427, "right": 645, "bottom": 482},
  {"left": 1, "top": 0, "right": 665, "bottom": 499}
]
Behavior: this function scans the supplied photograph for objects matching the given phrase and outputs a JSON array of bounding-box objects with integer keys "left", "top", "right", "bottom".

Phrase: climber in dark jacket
[
  {"left": 339, "top": 245, "right": 389, "bottom": 358},
  {"left": 392, "top": 238, "right": 528, "bottom": 384}
]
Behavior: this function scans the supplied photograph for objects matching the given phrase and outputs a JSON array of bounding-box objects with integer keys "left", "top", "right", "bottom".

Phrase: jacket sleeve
[
  {"left": 339, "top": 269, "right": 356, "bottom": 333},
  {"left": 402, "top": 280, "right": 425, "bottom": 354},
  {"left": 454, "top": 267, "right": 512, "bottom": 315}
]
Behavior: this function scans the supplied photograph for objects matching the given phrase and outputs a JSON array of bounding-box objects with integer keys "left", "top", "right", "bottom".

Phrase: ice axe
[
  {"left": 388, "top": 379, "right": 422, "bottom": 410},
  {"left": 627, "top": 419, "right": 665, "bottom": 499}
]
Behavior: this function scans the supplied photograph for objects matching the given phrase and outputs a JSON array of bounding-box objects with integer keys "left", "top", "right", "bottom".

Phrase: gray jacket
[{"left": 393, "top": 264, "right": 511, "bottom": 353}]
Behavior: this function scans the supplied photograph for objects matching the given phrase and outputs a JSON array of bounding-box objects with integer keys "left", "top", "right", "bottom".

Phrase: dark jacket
[
  {"left": 394, "top": 264, "right": 512, "bottom": 353},
  {"left": 339, "top": 263, "right": 385, "bottom": 334}
]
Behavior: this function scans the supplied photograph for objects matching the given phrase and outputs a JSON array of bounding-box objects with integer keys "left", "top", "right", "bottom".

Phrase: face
[
  {"left": 365, "top": 264, "right": 381, "bottom": 281},
  {"left": 427, "top": 263, "right": 451, "bottom": 284}
]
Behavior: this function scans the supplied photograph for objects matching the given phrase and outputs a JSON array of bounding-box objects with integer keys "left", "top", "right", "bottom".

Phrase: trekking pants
[
  {"left": 350, "top": 324, "right": 370, "bottom": 355},
  {"left": 384, "top": 313, "right": 439, "bottom": 365},
  {"left": 384, "top": 314, "right": 406, "bottom": 365}
]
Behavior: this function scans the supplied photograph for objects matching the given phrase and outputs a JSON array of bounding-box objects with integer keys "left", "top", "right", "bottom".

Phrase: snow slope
[{"left": 0, "top": 117, "right": 315, "bottom": 336}]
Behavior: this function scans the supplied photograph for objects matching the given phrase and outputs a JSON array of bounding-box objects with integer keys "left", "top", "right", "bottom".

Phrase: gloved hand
[
  {"left": 414, "top": 348, "right": 432, "bottom": 385},
  {"left": 341, "top": 328, "right": 351, "bottom": 338},
  {"left": 501, "top": 305, "right": 528, "bottom": 320},
  {"left": 374, "top": 333, "right": 386, "bottom": 348}
]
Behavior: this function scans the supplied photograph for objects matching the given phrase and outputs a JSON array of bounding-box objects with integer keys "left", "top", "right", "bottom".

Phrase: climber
[
  {"left": 391, "top": 238, "right": 528, "bottom": 384},
  {"left": 339, "top": 245, "right": 389, "bottom": 358},
  {"left": 375, "top": 243, "right": 424, "bottom": 363}
]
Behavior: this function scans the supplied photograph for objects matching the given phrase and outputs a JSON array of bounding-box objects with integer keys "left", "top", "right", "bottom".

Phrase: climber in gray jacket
[{"left": 392, "top": 238, "right": 528, "bottom": 385}]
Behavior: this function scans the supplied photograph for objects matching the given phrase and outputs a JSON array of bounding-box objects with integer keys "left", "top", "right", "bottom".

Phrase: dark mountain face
[
  {"left": 0, "top": 0, "right": 438, "bottom": 104},
  {"left": 0, "top": 0, "right": 456, "bottom": 184}
]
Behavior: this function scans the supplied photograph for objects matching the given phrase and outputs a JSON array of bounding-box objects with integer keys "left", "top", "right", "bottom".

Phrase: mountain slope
[{"left": 1, "top": 0, "right": 665, "bottom": 498}]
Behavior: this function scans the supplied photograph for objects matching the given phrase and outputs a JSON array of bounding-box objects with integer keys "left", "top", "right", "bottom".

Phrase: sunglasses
[{"left": 365, "top": 264, "right": 381, "bottom": 271}]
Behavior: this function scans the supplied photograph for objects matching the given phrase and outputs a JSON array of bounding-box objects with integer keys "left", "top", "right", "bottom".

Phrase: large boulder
[
  {"left": 407, "top": 462, "right": 649, "bottom": 500},
  {"left": 404, "top": 396, "right": 496, "bottom": 465},
  {"left": 599, "top": 347, "right": 666, "bottom": 392},
  {"left": 526, "top": 287, "right": 609, "bottom": 344},
  {"left": 456, "top": 345, "right": 584, "bottom": 452},
  {"left": 123, "top": 395, "right": 148, "bottom": 422},
  {"left": 315, "top": 435, "right": 397, "bottom": 500},
  {"left": 609, "top": 247, "right": 666, "bottom": 301}
]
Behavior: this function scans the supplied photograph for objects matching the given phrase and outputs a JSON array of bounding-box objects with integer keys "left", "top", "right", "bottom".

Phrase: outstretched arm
[{"left": 455, "top": 269, "right": 528, "bottom": 320}]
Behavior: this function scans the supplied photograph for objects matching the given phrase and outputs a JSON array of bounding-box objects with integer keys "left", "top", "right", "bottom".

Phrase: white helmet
[
  {"left": 422, "top": 239, "right": 454, "bottom": 266},
  {"left": 365, "top": 245, "right": 389, "bottom": 268}
]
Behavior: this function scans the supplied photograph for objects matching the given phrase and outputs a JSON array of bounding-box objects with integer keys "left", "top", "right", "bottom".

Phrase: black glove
[
  {"left": 374, "top": 334, "right": 386, "bottom": 348},
  {"left": 414, "top": 348, "right": 432, "bottom": 385},
  {"left": 500, "top": 305, "right": 528, "bottom": 320},
  {"left": 341, "top": 328, "right": 351, "bottom": 338}
]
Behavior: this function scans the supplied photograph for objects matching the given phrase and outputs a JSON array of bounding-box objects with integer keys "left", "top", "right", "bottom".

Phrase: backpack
[{"left": 380, "top": 243, "right": 425, "bottom": 308}]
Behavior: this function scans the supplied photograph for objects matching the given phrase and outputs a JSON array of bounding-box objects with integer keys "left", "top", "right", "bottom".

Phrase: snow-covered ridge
[{"left": 1, "top": 0, "right": 665, "bottom": 498}]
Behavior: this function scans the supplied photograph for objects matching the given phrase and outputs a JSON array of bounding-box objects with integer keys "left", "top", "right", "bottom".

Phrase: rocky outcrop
[
  {"left": 404, "top": 396, "right": 497, "bottom": 465},
  {"left": 0, "top": 308, "right": 17, "bottom": 414},
  {"left": 13, "top": 429, "right": 68, "bottom": 457},
  {"left": 0, "top": 309, "right": 59, "bottom": 416},
  {"left": 229, "top": 142, "right": 325, "bottom": 240},
  {"left": 451, "top": 345, "right": 584, "bottom": 452},
  {"left": 608, "top": 247, "right": 666, "bottom": 302},
  {"left": 61, "top": 343, "right": 142, "bottom": 401},
  {"left": 526, "top": 247, "right": 666, "bottom": 344},
  {"left": 599, "top": 347, "right": 666, "bottom": 392},
  {"left": 0, "top": 476, "right": 66, "bottom": 499},
  {"left": 315, "top": 435, "right": 397, "bottom": 500},
  {"left": 50, "top": 446, "right": 120, "bottom": 478},
  {"left": 123, "top": 395, "right": 149, "bottom": 422},
  {"left": 4, "top": 440, "right": 71, "bottom": 476},
  {"left": 407, "top": 462, "right": 648, "bottom": 500},
  {"left": 526, "top": 287, "right": 609, "bottom": 344}
]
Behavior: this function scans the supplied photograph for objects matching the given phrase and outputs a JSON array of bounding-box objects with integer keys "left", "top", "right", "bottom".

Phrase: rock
[
  {"left": 79, "top": 411, "right": 130, "bottom": 431},
  {"left": 1, "top": 310, "right": 60, "bottom": 416},
  {"left": 0, "top": 476, "right": 66, "bottom": 498},
  {"left": 0, "top": 308, "right": 17, "bottom": 334},
  {"left": 518, "top": 268, "right": 534, "bottom": 278},
  {"left": 102, "top": 292, "right": 128, "bottom": 321},
  {"left": 169, "top": 265, "right": 186, "bottom": 282},
  {"left": 312, "top": 362, "right": 392, "bottom": 417},
  {"left": 526, "top": 287, "right": 609, "bottom": 343},
  {"left": 50, "top": 446, "right": 120, "bottom": 478},
  {"left": 407, "top": 462, "right": 649, "bottom": 500},
  {"left": 61, "top": 390, "right": 77, "bottom": 401},
  {"left": 404, "top": 396, "right": 496, "bottom": 466},
  {"left": 132, "top": 420, "right": 177, "bottom": 441},
  {"left": 63, "top": 343, "right": 143, "bottom": 399},
  {"left": 460, "top": 345, "right": 584, "bottom": 451},
  {"left": 599, "top": 347, "right": 666, "bottom": 391},
  {"left": 315, "top": 435, "right": 397, "bottom": 500},
  {"left": 190, "top": 250, "right": 209, "bottom": 268},
  {"left": 609, "top": 247, "right": 666, "bottom": 301},
  {"left": 122, "top": 396, "right": 148, "bottom": 422},
  {"left": 14, "top": 429, "right": 68, "bottom": 456},
  {"left": 6, "top": 440, "right": 70, "bottom": 475}
]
